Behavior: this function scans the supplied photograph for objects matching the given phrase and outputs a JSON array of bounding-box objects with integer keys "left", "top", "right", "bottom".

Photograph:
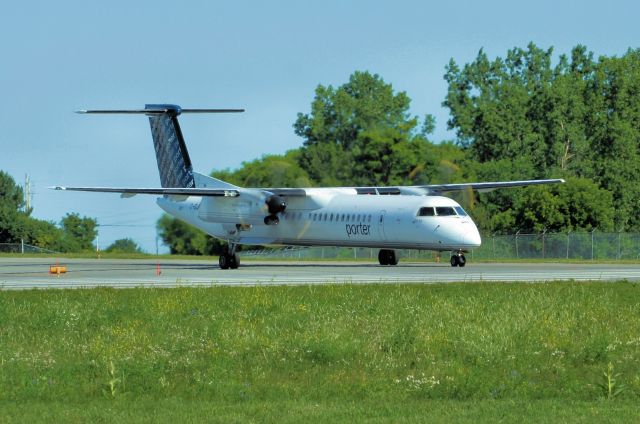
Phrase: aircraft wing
[
  {"left": 52, "top": 178, "right": 564, "bottom": 199},
  {"left": 259, "top": 178, "right": 565, "bottom": 196},
  {"left": 415, "top": 178, "right": 566, "bottom": 194},
  {"left": 51, "top": 186, "right": 240, "bottom": 198}
]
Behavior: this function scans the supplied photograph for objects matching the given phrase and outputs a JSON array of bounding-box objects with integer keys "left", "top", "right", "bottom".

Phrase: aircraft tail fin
[
  {"left": 146, "top": 104, "right": 195, "bottom": 188},
  {"left": 77, "top": 105, "right": 244, "bottom": 188}
]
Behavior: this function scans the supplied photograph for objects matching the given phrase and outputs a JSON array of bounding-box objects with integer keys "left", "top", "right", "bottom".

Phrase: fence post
[
  {"left": 21, "top": 238, "right": 24, "bottom": 254},
  {"left": 515, "top": 230, "right": 520, "bottom": 259},
  {"left": 591, "top": 228, "right": 596, "bottom": 260},
  {"left": 566, "top": 231, "right": 570, "bottom": 259},
  {"left": 542, "top": 228, "right": 546, "bottom": 259},
  {"left": 492, "top": 234, "right": 496, "bottom": 260},
  {"left": 618, "top": 231, "right": 621, "bottom": 260}
]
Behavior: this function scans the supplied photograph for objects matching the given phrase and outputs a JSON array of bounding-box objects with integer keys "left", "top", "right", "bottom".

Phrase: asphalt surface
[{"left": 1, "top": 257, "right": 639, "bottom": 290}]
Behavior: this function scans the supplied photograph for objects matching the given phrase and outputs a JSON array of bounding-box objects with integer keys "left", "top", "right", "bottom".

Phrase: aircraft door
[{"left": 378, "top": 210, "right": 387, "bottom": 241}]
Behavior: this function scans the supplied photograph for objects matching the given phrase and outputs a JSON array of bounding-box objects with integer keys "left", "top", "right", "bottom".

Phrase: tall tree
[
  {"left": 105, "top": 238, "right": 144, "bottom": 254},
  {"left": 294, "top": 71, "right": 436, "bottom": 186},
  {"left": 584, "top": 49, "right": 640, "bottom": 229},
  {"left": 494, "top": 177, "right": 614, "bottom": 233},
  {"left": 60, "top": 213, "right": 97, "bottom": 252},
  {"left": 444, "top": 44, "right": 640, "bottom": 231},
  {"left": 0, "top": 171, "right": 26, "bottom": 243},
  {"left": 20, "top": 217, "right": 63, "bottom": 251},
  {"left": 443, "top": 43, "right": 561, "bottom": 176}
]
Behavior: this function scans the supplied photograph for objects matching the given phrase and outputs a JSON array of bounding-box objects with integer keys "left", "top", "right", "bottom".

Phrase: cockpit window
[
  {"left": 435, "top": 206, "right": 457, "bottom": 216},
  {"left": 454, "top": 206, "right": 468, "bottom": 216},
  {"left": 417, "top": 207, "right": 435, "bottom": 216}
]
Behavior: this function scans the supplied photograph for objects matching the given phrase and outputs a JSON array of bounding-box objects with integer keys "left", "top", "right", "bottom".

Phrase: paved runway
[{"left": 1, "top": 257, "right": 639, "bottom": 290}]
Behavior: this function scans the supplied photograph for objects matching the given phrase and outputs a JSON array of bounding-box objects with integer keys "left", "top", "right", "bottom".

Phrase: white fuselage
[{"left": 158, "top": 190, "right": 482, "bottom": 252}]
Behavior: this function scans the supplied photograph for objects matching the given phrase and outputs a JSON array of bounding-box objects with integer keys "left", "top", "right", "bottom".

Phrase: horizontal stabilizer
[
  {"left": 76, "top": 108, "right": 244, "bottom": 115},
  {"left": 51, "top": 186, "right": 240, "bottom": 197}
]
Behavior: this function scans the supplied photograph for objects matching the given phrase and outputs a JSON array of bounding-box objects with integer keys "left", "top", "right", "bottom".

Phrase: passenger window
[
  {"left": 418, "top": 207, "right": 435, "bottom": 217},
  {"left": 330, "top": 213, "right": 334, "bottom": 221},
  {"left": 313, "top": 213, "right": 317, "bottom": 221},
  {"left": 435, "top": 207, "right": 456, "bottom": 216}
]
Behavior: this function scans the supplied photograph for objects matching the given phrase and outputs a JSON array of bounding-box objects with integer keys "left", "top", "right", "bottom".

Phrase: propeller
[{"left": 264, "top": 195, "right": 287, "bottom": 225}]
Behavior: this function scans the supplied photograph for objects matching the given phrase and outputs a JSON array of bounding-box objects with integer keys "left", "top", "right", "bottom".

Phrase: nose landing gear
[{"left": 450, "top": 251, "right": 466, "bottom": 267}]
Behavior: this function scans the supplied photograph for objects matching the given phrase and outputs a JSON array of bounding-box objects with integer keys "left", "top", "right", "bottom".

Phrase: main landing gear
[
  {"left": 219, "top": 244, "right": 240, "bottom": 270},
  {"left": 450, "top": 251, "right": 466, "bottom": 267},
  {"left": 378, "top": 249, "right": 399, "bottom": 266}
]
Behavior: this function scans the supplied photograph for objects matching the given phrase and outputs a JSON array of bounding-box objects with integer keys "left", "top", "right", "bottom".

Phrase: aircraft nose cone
[{"left": 464, "top": 229, "right": 482, "bottom": 247}]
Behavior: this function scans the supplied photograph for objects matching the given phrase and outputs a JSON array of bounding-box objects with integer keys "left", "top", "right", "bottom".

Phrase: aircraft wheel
[
  {"left": 450, "top": 255, "right": 459, "bottom": 267},
  {"left": 378, "top": 249, "right": 389, "bottom": 265},
  {"left": 379, "top": 249, "right": 398, "bottom": 266},
  {"left": 458, "top": 255, "right": 466, "bottom": 267},
  {"left": 388, "top": 250, "right": 399, "bottom": 266},
  {"left": 229, "top": 253, "right": 240, "bottom": 269},
  {"left": 219, "top": 254, "right": 230, "bottom": 270}
]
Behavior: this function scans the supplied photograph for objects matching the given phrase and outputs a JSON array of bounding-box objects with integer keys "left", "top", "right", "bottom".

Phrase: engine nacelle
[{"left": 265, "top": 195, "right": 286, "bottom": 214}]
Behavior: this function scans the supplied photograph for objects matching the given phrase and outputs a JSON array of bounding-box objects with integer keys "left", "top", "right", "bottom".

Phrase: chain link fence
[
  {"left": 0, "top": 243, "right": 58, "bottom": 254},
  {"left": 245, "top": 232, "right": 640, "bottom": 261},
  {"left": 4, "top": 232, "right": 640, "bottom": 261},
  {"left": 473, "top": 231, "right": 640, "bottom": 260}
]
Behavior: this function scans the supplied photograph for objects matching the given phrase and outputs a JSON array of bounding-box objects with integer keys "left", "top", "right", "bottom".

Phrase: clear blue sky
[{"left": 1, "top": 0, "right": 638, "bottom": 253}]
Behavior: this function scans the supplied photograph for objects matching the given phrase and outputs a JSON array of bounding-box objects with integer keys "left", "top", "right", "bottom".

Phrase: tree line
[{"left": 0, "top": 171, "right": 141, "bottom": 253}]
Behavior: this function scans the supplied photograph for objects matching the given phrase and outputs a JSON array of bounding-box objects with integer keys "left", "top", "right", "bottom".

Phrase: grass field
[{"left": 1, "top": 282, "right": 639, "bottom": 422}]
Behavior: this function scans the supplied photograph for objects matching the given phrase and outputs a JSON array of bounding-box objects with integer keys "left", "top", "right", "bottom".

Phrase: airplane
[{"left": 53, "top": 104, "right": 564, "bottom": 269}]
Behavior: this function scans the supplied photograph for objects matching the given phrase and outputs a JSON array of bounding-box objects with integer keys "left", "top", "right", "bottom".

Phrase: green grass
[{"left": 1, "top": 282, "right": 639, "bottom": 422}]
